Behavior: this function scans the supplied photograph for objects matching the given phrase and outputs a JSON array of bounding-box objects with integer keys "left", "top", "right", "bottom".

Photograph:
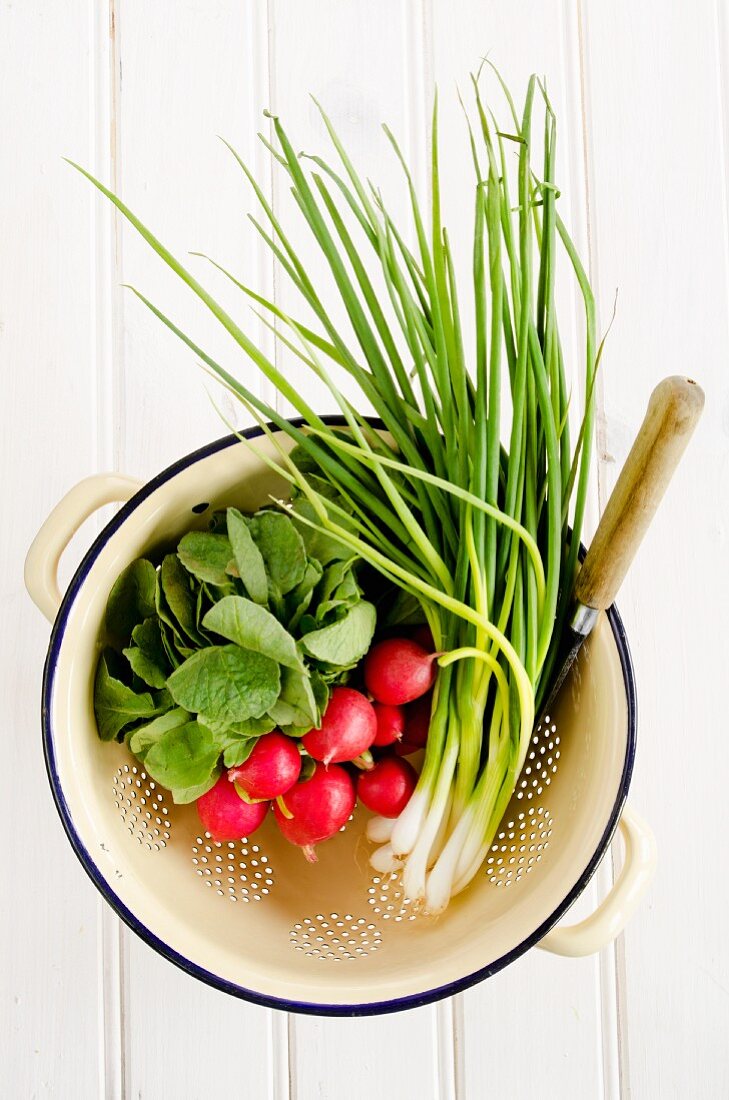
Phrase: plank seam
[
  {"left": 435, "top": 999, "right": 457, "bottom": 1100},
  {"left": 287, "top": 1013, "right": 297, "bottom": 1100},
  {"left": 572, "top": 3, "right": 629, "bottom": 1098},
  {"left": 401, "top": 5, "right": 458, "bottom": 1094},
  {"left": 712, "top": 0, "right": 729, "bottom": 357},
  {"left": 254, "top": 4, "right": 291, "bottom": 1095},
  {"left": 573, "top": 0, "right": 608, "bottom": 507},
  {"left": 452, "top": 991, "right": 466, "bottom": 1100},
  {"left": 266, "top": 0, "right": 282, "bottom": 416},
  {"left": 89, "top": 0, "right": 127, "bottom": 1097}
]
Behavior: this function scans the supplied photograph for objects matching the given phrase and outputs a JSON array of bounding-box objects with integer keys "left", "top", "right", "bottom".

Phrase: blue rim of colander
[{"left": 41, "top": 417, "right": 637, "bottom": 1018}]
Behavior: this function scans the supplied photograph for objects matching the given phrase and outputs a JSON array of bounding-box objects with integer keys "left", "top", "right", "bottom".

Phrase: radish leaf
[
  {"left": 169, "top": 768, "right": 221, "bottom": 805},
  {"left": 94, "top": 653, "right": 166, "bottom": 741},
  {"left": 106, "top": 559, "right": 157, "bottom": 643},
  {"left": 227, "top": 507, "right": 268, "bottom": 603},
  {"left": 167, "top": 644, "right": 281, "bottom": 725},
  {"left": 203, "top": 595, "right": 304, "bottom": 672},
  {"left": 144, "top": 720, "right": 220, "bottom": 794},
  {"left": 177, "top": 532, "right": 234, "bottom": 586},
  {"left": 161, "top": 554, "right": 206, "bottom": 645},
  {"left": 221, "top": 737, "right": 257, "bottom": 769},
  {"left": 300, "top": 600, "right": 376, "bottom": 665},
  {"left": 248, "top": 511, "right": 306, "bottom": 595},
  {"left": 127, "top": 707, "right": 191, "bottom": 760}
]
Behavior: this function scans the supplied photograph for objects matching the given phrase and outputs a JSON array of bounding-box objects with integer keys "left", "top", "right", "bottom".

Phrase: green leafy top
[{"left": 93, "top": 501, "right": 376, "bottom": 801}]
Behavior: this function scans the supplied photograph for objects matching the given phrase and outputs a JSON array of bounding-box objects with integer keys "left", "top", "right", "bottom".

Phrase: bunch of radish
[{"left": 195, "top": 633, "right": 436, "bottom": 862}]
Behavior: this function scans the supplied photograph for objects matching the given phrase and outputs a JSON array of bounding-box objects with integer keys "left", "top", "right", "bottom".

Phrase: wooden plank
[
  {"left": 264, "top": 0, "right": 430, "bottom": 416},
  {"left": 114, "top": 1, "right": 273, "bottom": 479},
  {"left": 0, "top": 4, "right": 105, "bottom": 1098},
  {"left": 290, "top": 1006, "right": 443, "bottom": 1100},
  {"left": 581, "top": 2, "right": 729, "bottom": 1097},
  {"left": 267, "top": 3, "right": 448, "bottom": 1096},
  {"left": 113, "top": 5, "right": 280, "bottom": 1096},
  {"left": 430, "top": 4, "right": 611, "bottom": 1097},
  {"left": 459, "top": 953, "right": 604, "bottom": 1100}
]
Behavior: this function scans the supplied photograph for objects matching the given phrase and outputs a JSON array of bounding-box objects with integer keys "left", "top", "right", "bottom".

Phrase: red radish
[
  {"left": 409, "top": 623, "right": 435, "bottom": 652},
  {"left": 395, "top": 691, "right": 432, "bottom": 755},
  {"left": 364, "top": 638, "right": 436, "bottom": 705},
  {"left": 227, "top": 731, "right": 301, "bottom": 800},
  {"left": 274, "top": 762, "right": 355, "bottom": 861},
  {"left": 357, "top": 756, "right": 417, "bottom": 817},
  {"left": 301, "top": 686, "right": 377, "bottom": 765},
  {"left": 372, "top": 702, "right": 405, "bottom": 747},
  {"left": 394, "top": 740, "right": 417, "bottom": 757},
  {"left": 196, "top": 775, "right": 268, "bottom": 841},
  {"left": 404, "top": 691, "right": 432, "bottom": 746}
]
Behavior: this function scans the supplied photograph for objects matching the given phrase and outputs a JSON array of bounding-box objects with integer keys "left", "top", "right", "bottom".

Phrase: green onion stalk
[{"left": 70, "top": 67, "right": 597, "bottom": 915}]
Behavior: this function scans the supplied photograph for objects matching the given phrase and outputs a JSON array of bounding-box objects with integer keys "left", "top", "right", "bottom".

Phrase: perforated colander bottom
[
  {"left": 290, "top": 914, "right": 383, "bottom": 961},
  {"left": 192, "top": 836, "right": 274, "bottom": 902},
  {"left": 112, "top": 764, "right": 171, "bottom": 851},
  {"left": 368, "top": 872, "right": 417, "bottom": 921},
  {"left": 486, "top": 806, "right": 554, "bottom": 887},
  {"left": 517, "top": 714, "right": 561, "bottom": 801},
  {"left": 486, "top": 714, "right": 557, "bottom": 887},
  {"left": 108, "top": 710, "right": 563, "bottom": 962}
]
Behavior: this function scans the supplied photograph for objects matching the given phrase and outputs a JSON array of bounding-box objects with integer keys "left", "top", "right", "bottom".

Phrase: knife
[{"left": 537, "top": 375, "right": 705, "bottom": 725}]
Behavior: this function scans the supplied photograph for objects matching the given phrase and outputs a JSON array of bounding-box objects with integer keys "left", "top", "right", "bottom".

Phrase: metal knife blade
[{"left": 535, "top": 603, "right": 599, "bottom": 728}]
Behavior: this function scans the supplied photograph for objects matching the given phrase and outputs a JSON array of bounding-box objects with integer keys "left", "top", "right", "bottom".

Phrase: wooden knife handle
[{"left": 575, "top": 375, "right": 704, "bottom": 612}]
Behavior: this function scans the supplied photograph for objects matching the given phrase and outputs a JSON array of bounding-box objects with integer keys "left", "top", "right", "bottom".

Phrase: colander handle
[
  {"left": 24, "top": 474, "right": 143, "bottom": 622},
  {"left": 537, "top": 804, "right": 657, "bottom": 957}
]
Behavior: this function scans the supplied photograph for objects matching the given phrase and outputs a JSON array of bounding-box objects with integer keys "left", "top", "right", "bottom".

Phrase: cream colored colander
[{"left": 25, "top": 424, "right": 656, "bottom": 1015}]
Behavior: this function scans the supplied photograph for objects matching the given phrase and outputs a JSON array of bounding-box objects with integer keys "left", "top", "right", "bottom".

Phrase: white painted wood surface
[{"left": 3, "top": 2, "right": 726, "bottom": 1097}]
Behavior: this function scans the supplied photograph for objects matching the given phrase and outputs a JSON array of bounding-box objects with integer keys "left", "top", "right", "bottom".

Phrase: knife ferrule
[{"left": 569, "top": 602, "right": 600, "bottom": 638}]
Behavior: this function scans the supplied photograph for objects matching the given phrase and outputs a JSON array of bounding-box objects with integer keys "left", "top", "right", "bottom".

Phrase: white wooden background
[{"left": 3, "top": 2, "right": 728, "bottom": 1097}]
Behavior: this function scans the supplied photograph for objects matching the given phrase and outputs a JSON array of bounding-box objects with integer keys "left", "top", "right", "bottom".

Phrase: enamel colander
[{"left": 25, "top": 420, "right": 656, "bottom": 1016}]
